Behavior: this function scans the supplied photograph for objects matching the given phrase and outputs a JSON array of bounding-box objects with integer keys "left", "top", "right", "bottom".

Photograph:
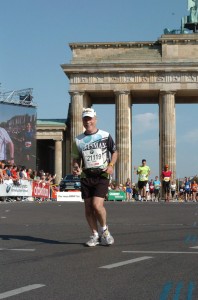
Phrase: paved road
[{"left": 0, "top": 201, "right": 198, "bottom": 300}]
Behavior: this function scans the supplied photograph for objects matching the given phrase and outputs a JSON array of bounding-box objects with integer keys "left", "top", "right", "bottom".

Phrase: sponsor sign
[
  {"left": 108, "top": 190, "right": 126, "bottom": 201},
  {"left": 0, "top": 179, "right": 32, "bottom": 196},
  {"left": 57, "top": 191, "right": 83, "bottom": 202},
  {"left": 32, "top": 181, "right": 50, "bottom": 199}
]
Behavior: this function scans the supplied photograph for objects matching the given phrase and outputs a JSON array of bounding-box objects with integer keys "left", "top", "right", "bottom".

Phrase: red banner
[{"left": 32, "top": 181, "right": 50, "bottom": 198}]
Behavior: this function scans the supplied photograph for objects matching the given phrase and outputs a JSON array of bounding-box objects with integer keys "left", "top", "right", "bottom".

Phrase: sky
[{"left": 0, "top": 0, "right": 197, "bottom": 180}]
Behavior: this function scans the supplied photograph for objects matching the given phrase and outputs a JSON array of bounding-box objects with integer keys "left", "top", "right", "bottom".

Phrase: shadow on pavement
[{"left": 0, "top": 235, "right": 85, "bottom": 245}]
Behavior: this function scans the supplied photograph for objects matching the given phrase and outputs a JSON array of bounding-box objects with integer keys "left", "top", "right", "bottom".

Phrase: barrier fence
[
  {"left": 0, "top": 179, "right": 50, "bottom": 200},
  {"left": 0, "top": 180, "right": 127, "bottom": 202}
]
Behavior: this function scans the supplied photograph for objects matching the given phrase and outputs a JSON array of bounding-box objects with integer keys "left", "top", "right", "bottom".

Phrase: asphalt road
[{"left": 0, "top": 201, "right": 198, "bottom": 300}]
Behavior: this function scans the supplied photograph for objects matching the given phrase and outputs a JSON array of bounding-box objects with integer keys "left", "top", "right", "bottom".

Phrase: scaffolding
[{"left": 0, "top": 88, "right": 36, "bottom": 107}]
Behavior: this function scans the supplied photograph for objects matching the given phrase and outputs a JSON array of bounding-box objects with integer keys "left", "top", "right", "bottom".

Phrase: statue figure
[{"left": 188, "top": 0, "right": 198, "bottom": 23}]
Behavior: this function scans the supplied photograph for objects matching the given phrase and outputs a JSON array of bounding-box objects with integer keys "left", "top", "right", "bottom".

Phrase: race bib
[
  {"left": 139, "top": 174, "right": 147, "bottom": 181},
  {"left": 164, "top": 177, "right": 170, "bottom": 182},
  {"left": 25, "top": 141, "right": 32, "bottom": 148},
  {"left": 82, "top": 148, "right": 104, "bottom": 169}
]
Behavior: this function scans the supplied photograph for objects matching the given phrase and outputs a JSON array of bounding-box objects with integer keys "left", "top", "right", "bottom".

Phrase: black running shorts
[
  {"left": 163, "top": 181, "right": 170, "bottom": 193},
  {"left": 81, "top": 177, "right": 109, "bottom": 200},
  {"left": 138, "top": 180, "right": 148, "bottom": 189}
]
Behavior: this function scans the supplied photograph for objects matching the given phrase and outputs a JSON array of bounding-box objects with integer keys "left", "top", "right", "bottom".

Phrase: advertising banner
[
  {"left": 0, "top": 102, "right": 37, "bottom": 169},
  {"left": 0, "top": 179, "right": 32, "bottom": 197},
  {"left": 32, "top": 181, "right": 50, "bottom": 199},
  {"left": 57, "top": 191, "right": 83, "bottom": 202},
  {"left": 108, "top": 190, "right": 126, "bottom": 201}
]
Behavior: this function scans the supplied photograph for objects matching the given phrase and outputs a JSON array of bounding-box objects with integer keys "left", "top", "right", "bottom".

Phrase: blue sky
[{"left": 1, "top": 0, "right": 197, "bottom": 180}]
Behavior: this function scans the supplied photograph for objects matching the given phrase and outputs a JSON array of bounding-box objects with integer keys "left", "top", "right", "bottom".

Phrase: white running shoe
[
  {"left": 101, "top": 229, "right": 114, "bottom": 246},
  {"left": 86, "top": 235, "right": 99, "bottom": 247}
]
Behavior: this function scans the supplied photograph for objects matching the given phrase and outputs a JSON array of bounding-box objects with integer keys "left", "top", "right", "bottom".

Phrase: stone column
[
  {"left": 70, "top": 91, "right": 85, "bottom": 141},
  {"left": 54, "top": 139, "right": 62, "bottom": 184},
  {"left": 159, "top": 91, "right": 176, "bottom": 180},
  {"left": 69, "top": 91, "right": 84, "bottom": 171},
  {"left": 115, "top": 91, "right": 132, "bottom": 185}
]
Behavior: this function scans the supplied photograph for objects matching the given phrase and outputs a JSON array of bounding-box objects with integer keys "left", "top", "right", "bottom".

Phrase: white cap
[{"left": 82, "top": 108, "right": 96, "bottom": 118}]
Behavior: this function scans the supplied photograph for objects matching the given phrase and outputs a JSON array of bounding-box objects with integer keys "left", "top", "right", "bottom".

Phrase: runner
[
  {"left": 161, "top": 164, "right": 172, "bottom": 202},
  {"left": 72, "top": 108, "right": 118, "bottom": 247},
  {"left": 125, "top": 178, "right": 132, "bottom": 201},
  {"left": 170, "top": 180, "right": 177, "bottom": 201},
  {"left": 149, "top": 179, "right": 155, "bottom": 201},
  {"left": 153, "top": 176, "right": 161, "bottom": 202},
  {"left": 184, "top": 177, "right": 191, "bottom": 202},
  {"left": 191, "top": 180, "right": 198, "bottom": 202},
  {"left": 137, "top": 159, "right": 151, "bottom": 201}
]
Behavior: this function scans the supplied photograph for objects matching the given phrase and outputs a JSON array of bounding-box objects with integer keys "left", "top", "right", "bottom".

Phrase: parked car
[{"left": 59, "top": 174, "right": 81, "bottom": 192}]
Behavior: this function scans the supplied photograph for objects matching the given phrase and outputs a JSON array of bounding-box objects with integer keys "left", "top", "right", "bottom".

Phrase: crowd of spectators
[
  {"left": 108, "top": 176, "right": 198, "bottom": 202},
  {"left": 0, "top": 160, "right": 56, "bottom": 186},
  {"left": 0, "top": 160, "right": 58, "bottom": 202}
]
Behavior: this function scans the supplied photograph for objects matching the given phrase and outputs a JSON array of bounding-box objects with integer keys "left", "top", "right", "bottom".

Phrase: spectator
[
  {"left": 19, "top": 166, "right": 27, "bottom": 179},
  {"left": 0, "top": 162, "right": 3, "bottom": 183},
  {"left": 132, "top": 183, "right": 138, "bottom": 201},
  {"left": 5, "top": 164, "right": 12, "bottom": 180},
  {"left": 11, "top": 165, "right": 19, "bottom": 184},
  {"left": 72, "top": 163, "right": 81, "bottom": 176}
]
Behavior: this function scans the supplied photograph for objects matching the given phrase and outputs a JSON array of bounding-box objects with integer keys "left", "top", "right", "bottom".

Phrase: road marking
[
  {"left": 187, "top": 282, "right": 195, "bottom": 300},
  {"left": 99, "top": 256, "right": 153, "bottom": 269},
  {"left": 160, "top": 282, "right": 173, "bottom": 300},
  {"left": 0, "top": 248, "right": 35, "bottom": 252},
  {"left": 189, "top": 246, "right": 198, "bottom": 249},
  {"left": 0, "top": 284, "right": 45, "bottom": 299},
  {"left": 123, "top": 251, "right": 198, "bottom": 254},
  {"left": 160, "top": 281, "right": 195, "bottom": 300}
]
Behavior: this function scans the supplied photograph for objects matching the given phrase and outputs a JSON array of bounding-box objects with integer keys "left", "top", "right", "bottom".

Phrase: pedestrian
[
  {"left": 184, "top": 177, "right": 191, "bottom": 202},
  {"left": 137, "top": 159, "right": 151, "bottom": 201},
  {"left": 161, "top": 164, "right": 172, "bottom": 202},
  {"left": 149, "top": 179, "right": 155, "bottom": 201},
  {"left": 125, "top": 178, "right": 132, "bottom": 201},
  {"left": 170, "top": 180, "right": 177, "bottom": 201},
  {"left": 153, "top": 176, "right": 161, "bottom": 202},
  {"left": 191, "top": 180, "right": 198, "bottom": 202},
  {"left": 72, "top": 107, "right": 118, "bottom": 247}
]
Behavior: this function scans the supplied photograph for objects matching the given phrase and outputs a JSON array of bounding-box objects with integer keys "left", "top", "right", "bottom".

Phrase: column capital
[
  {"left": 160, "top": 90, "right": 177, "bottom": 96},
  {"left": 114, "top": 90, "right": 130, "bottom": 96},
  {"left": 69, "top": 90, "right": 85, "bottom": 96}
]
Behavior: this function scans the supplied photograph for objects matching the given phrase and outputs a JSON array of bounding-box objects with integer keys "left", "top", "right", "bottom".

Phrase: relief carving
[{"left": 72, "top": 72, "right": 198, "bottom": 84}]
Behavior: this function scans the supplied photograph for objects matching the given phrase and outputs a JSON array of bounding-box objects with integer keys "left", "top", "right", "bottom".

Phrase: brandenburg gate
[{"left": 61, "top": 34, "right": 198, "bottom": 184}]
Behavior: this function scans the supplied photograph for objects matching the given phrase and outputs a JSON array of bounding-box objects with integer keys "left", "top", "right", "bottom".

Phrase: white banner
[
  {"left": 57, "top": 191, "right": 83, "bottom": 202},
  {"left": 0, "top": 179, "right": 32, "bottom": 197}
]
